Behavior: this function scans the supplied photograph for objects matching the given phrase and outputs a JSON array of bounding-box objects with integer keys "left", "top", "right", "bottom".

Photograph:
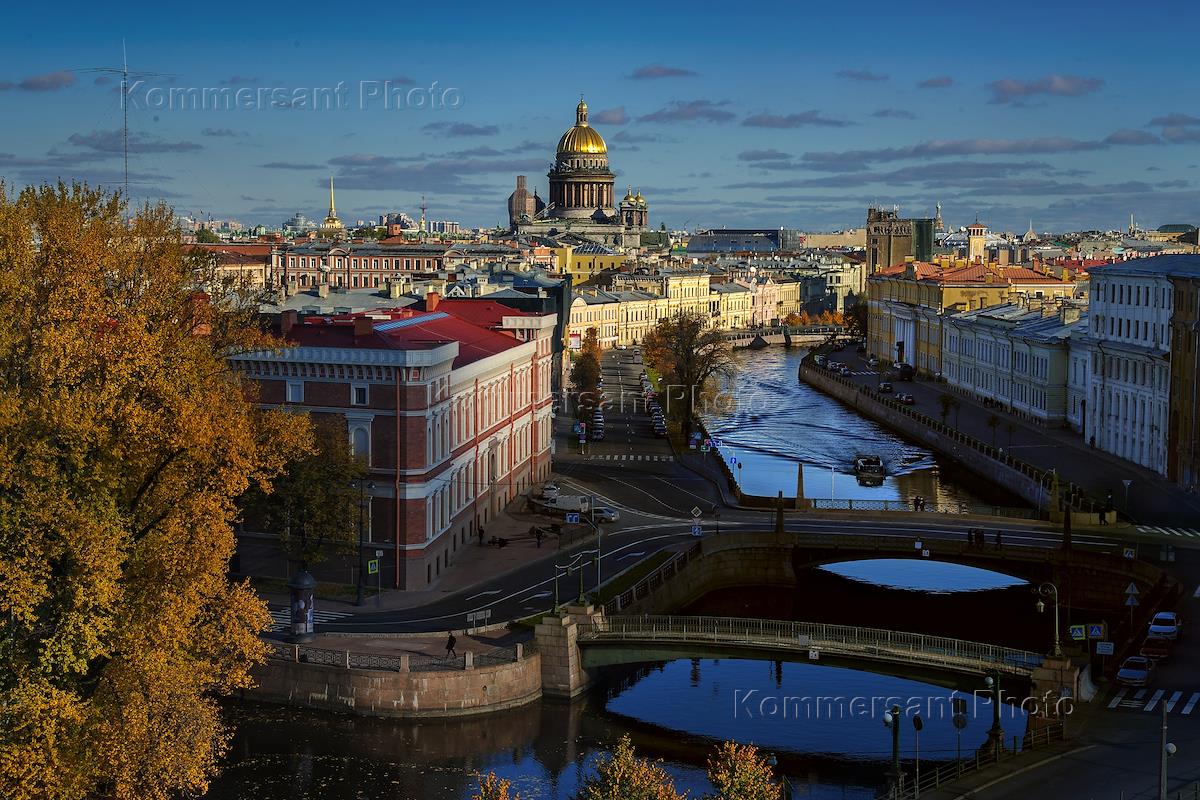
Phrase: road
[{"left": 315, "top": 350, "right": 1155, "bottom": 634}]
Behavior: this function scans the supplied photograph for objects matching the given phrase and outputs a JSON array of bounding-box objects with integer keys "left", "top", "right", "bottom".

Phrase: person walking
[
  {"left": 445, "top": 631, "right": 458, "bottom": 660},
  {"left": 995, "top": 529, "right": 1003, "bottom": 549}
]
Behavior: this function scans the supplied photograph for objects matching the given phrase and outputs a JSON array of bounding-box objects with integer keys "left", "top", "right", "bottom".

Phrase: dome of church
[
  {"left": 622, "top": 186, "right": 636, "bottom": 205},
  {"left": 634, "top": 189, "right": 646, "bottom": 207},
  {"left": 557, "top": 97, "right": 607, "bottom": 155}
]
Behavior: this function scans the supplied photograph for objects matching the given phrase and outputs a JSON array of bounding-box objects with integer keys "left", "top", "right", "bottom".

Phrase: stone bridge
[{"left": 721, "top": 325, "right": 846, "bottom": 348}]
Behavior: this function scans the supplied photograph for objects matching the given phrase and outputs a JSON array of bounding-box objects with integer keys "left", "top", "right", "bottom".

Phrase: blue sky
[{"left": 3, "top": 0, "right": 1200, "bottom": 232}]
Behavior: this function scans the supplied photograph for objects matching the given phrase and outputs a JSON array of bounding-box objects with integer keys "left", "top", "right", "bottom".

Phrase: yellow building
[
  {"left": 709, "top": 282, "right": 752, "bottom": 330},
  {"left": 868, "top": 256, "right": 1075, "bottom": 376},
  {"left": 552, "top": 244, "right": 626, "bottom": 284}
]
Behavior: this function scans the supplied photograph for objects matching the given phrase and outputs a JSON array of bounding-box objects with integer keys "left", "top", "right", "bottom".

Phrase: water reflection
[
  {"left": 704, "top": 347, "right": 1020, "bottom": 507},
  {"left": 820, "top": 560, "right": 1028, "bottom": 593}
]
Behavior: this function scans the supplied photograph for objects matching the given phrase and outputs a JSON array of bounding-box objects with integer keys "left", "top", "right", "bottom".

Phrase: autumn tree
[
  {"left": 781, "top": 312, "right": 802, "bottom": 326},
  {"left": 844, "top": 299, "right": 868, "bottom": 339},
  {"left": 705, "top": 741, "right": 781, "bottom": 799},
  {"left": 574, "top": 735, "right": 684, "bottom": 800},
  {"left": 474, "top": 773, "right": 522, "bottom": 800},
  {"left": 0, "top": 182, "right": 311, "bottom": 800},
  {"left": 570, "top": 327, "right": 602, "bottom": 420},
  {"left": 240, "top": 415, "right": 367, "bottom": 570},
  {"left": 642, "top": 312, "right": 735, "bottom": 440}
]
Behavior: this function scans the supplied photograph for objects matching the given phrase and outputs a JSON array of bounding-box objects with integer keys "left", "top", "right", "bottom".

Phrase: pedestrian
[
  {"left": 478, "top": 526, "right": 485, "bottom": 547},
  {"left": 995, "top": 529, "right": 1003, "bottom": 549},
  {"left": 535, "top": 529, "right": 544, "bottom": 548},
  {"left": 1099, "top": 507, "right": 1107, "bottom": 525},
  {"left": 445, "top": 631, "right": 458, "bottom": 659}
]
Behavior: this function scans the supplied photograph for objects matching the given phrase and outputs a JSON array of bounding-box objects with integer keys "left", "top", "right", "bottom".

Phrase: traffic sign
[
  {"left": 729, "top": 456, "right": 737, "bottom": 465},
  {"left": 921, "top": 549, "right": 930, "bottom": 558},
  {"left": 1095, "top": 641, "right": 1114, "bottom": 656},
  {"left": 367, "top": 559, "right": 379, "bottom": 575},
  {"left": 1068, "top": 624, "right": 1086, "bottom": 641},
  {"left": 808, "top": 648, "right": 820, "bottom": 660},
  {"left": 1126, "top": 595, "right": 1140, "bottom": 607},
  {"left": 1125, "top": 582, "right": 1140, "bottom": 596},
  {"left": 1087, "top": 623, "right": 1106, "bottom": 640},
  {"left": 375, "top": 549, "right": 383, "bottom": 558},
  {"left": 1123, "top": 547, "right": 1136, "bottom": 560},
  {"left": 691, "top": 506, "right": 703, "bottom": 518},
  {"left": 690, "top": 523, "right": 703, "bottom": 537},
  {"left": 700, "top": 445, "right": 710, "bottom": 452},
  {"left": 566, "top": 512, "right": 581, "bottom": 523},
  {"left": 914, "top": 540, "right": 923, "bottom": 549}
]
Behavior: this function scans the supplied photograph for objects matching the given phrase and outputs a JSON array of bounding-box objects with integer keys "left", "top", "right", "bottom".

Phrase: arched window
[{"left": 351, "top": 426, "right": 370, "bottom": 464}]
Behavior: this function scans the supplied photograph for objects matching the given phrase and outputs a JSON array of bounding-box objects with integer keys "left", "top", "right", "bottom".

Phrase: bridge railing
[
  {"left": 809, "top": 498, "right": 1038, "bottom": 520},
  {"left": 602, "top": 542, "right": 702, "bottom": 616},
  {"left": 263, "top": 639, "right": 532, "bottom": 673},
  {"left": 580, "top": 615, "right": 1042, "bottom": 675}
]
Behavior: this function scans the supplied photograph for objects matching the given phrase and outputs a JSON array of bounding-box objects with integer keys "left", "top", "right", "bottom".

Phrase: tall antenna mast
[{"left": 122, "top": 39, "right": 129, "bottom": 201}]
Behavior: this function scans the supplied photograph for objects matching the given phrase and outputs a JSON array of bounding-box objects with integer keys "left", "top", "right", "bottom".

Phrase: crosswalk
[
  {"left": 267, "top": 608, "right": 352, "bottom": 633},
  {"left": 584, "top": 454, "right": 674, "bottom": 462},
  {"left": 1107, "top": 687, "right": 1200, "bottom": 714},
  {"left": 1137, "top": 525, "right": 1200, "bottom": 538}
]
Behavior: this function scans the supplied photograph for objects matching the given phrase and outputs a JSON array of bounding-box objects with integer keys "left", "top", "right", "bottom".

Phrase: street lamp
[
  {"left": 765, "top": 754, "right": 793, "bottom": 800},
  {"left": 352, "top": 479, "right": 376, "bottom": 606},
  {"left": 983, "top": 673, "right": 1004, "bottom": 758},
  {"left": 1035, "top": 582, "right": 1063, "bottom": 657},
  {"left": 882, "top": 704, "right": 903, "bottom": 792}
]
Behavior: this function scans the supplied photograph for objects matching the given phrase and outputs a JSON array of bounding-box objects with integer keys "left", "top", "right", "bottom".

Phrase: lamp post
[
  {"left": 765, "top": 754, "right": 793, "bottom": 800},
  {"left": 1160, "top": 703, "right": 1177, "bottom": 800},
  {"left": 1035, "top": 582, "right": 1063, "bottom": 657},
  {"left": 352, "top": 479, "right": 376, "bottom": 607},
  {"left": 883, "top": 704, "right": 903, "bottom": 792},
  {"left": 984, "top": 672, "right": 1004, "bottom": 758}
]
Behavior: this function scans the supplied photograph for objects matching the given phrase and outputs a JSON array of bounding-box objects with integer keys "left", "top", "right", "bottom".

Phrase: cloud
[
  {"left": 330, "top": 155, "right": 544, "bottom": 194},
  {"left": 592, "top": 106, "right": 628, "bottom": 125},
  {"left": 1163, "top": 127, "right": 1200, "bottom": 143},
  {"left": 0, "top": 70, "right": 77, "bottom": 91},
  {"left": 220, "top": 75, "right": 258, "bottom": 86},
  {"left": 738, "top": 149, "right": 792, "bottom": 162},
  {"left": 1148, "top": 113, "right": 1200, "bottom": 128},
  {"left": 67, "top": 129, "right": 201, "bottom": 154},
  {"left": 724, "top": 160, "right": 1051, "bottom": 190},
  {"left": 201, "top": 127, "right": 245, "bottom": 138},
  {"left": 612, "top": 130, "right": 673, "bottom": 144},
  {"left": 1103, "top": 129, "right": 1161, "bottom": 146},
  {"left": 988, "top": 74, "right": 1103, "bottom": 104},
  {"left": 742, "top": 110, "right": 852, "bottom": 128},
  {"left": 917, "top": 76, "right": 953, "bottom": 89},
  {"left": 628, "top": 64, "right": 697, "bottom": 80},
  {"left": 802, "top": 136, "right": 1110, "bottom": 167},
  {"left": 421, "top": 121, "right": 499, "bottom": 137},
  {"left": 836, "top": 69, "right": 888, "bottom": 82},
  {"left": 94, "top": 75, "right": 113, "bottom": 86},
  {"left": 872, "top": 108, "right": 917, "bottom": 120},
  {"left": 638, "top": 100, "right": 735, "bottom": 123},
  {"left": 505, "top": 139, "right": 545, "bottom": 153},
  {"left": 259, "top": 161, "right": 323, "bottom": 170}
]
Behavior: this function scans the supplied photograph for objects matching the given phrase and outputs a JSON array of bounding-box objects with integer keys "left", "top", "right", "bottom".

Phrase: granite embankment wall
[{"left": 243, "top": 646, "right": 542, "bottom": 719}]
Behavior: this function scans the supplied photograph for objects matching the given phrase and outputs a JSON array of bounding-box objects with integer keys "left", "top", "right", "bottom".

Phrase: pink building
[
  {"left": 231, "top": 293, "right": 556, "bottom": 589},
  {"left": 736, "top": 274, "right": 781, "bottom": 327}
]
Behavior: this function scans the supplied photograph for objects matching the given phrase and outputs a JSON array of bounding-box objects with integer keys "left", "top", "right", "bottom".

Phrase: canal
[
  {"left": 702, "top": 346, "right": 1025, "bottom": 507},
  {"left": 205, "top": 562, "right": 1035, "bottom": 800}
]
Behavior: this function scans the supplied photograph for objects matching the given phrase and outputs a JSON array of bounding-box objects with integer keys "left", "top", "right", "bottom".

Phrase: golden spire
[{"left": 328, "top": 175, "right": 336, "bottom": 217}]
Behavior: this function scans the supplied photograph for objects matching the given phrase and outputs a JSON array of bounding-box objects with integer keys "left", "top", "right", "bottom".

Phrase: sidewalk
[{"left": 827, "top": 345, "right": 1200, "bottom": 526}]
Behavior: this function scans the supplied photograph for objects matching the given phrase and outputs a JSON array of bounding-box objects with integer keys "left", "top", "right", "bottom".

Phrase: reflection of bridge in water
[{"left": 578, "top": 615, "right": 1042, "bottom": 682}]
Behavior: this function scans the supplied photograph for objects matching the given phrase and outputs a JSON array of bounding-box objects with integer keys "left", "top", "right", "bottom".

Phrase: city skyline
[{"left": 3, "top": 0, "right": 1200, "bottom": 231}]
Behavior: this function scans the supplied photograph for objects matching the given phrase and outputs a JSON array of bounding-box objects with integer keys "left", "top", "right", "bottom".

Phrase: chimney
[
  {"left": 426, "top": 290, "right": 440, "bottom": 311},
  {"left": 1060, "top": 305, "right": 1081, "bottom": 325},
  {"left": 354, "top": 316, "right": 375, "bottom": 337},
  {"left": 998, "top": 248, "right": 1011, "bottom": 266},
  {"left": 317, "top": 283, "right": 329, "bottom": 298},
  {"left": 388, "top": 280, "right": 403, "bottom": 299},
  {"left": 281, "top": 310, "right": 299, "bottom": 336}
]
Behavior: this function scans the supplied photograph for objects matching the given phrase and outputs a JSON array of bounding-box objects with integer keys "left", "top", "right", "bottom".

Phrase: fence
[
  {"left": 579, "top": 615, "right": 1043, "bottom": 676},
  {"left": 808, "top": 498, "right": 1038, "bottom": 519},
  {"left": 800, "top": 359, "right": 1099, "bottom": 516},
  {"left": 263, "top": 639, "right": 532, "bottom": 673},
  {"left": 877, "top": 722, "right": 1065, "bottom": 800},
  {"left": 601, "top": 542, "right": 702, "bottom": 615}
]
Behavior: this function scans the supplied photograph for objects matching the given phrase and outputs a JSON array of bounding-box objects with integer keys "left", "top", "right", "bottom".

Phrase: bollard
[
  {"left": 344, "top": 650, "right": 351, "bottom": 669},
  {"left": 292, "top": 644, "right": 300, "bottom": 663},
  {"left": 515, "top": 643, "right": 524, "bottom": 661},
  {"left": 398, "top": 654, "right": 409, "bottom": 673},
  {"left": 465, "top": 651, "right": 474, "bottom": 670}
]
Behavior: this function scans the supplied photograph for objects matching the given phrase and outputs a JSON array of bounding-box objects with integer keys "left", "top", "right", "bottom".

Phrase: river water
[
  {"left": 205, "top": 347, "right": 1036, "bottom": 799},
  {"left": 702, "top": 347, "right": 1024, "bottom": 507},
  {"left": 206, "top": 563, "right": 1036, "bottom": 800}
]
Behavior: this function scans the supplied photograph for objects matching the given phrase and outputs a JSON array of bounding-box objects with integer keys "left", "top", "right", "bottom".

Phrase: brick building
[
  {"left": 272, "top": 241, "right": 453, "bottom": 290},
  {"left": 231, "top": 293, "right": 556, "bottom": 589}
]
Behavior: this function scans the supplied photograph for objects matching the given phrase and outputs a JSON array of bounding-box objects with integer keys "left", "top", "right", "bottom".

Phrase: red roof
[
  {"left": 421, "top": 298, "right": 533, "bottom": 329},
  {"left": 285, "top": 309, "right": 526, "bottom": 367},
  {"left": 876, "top": 261, "right": 1069, "bottom": 284}
]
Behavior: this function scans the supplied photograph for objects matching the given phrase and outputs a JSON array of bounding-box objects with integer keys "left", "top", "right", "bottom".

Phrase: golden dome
[
  {"left": 622, "top": 185, "right": 636, "bottom": 204},
  {"left": 557, "top": 96, "right": 607, "bottom": 155},
  {"left": 635, "top": 189, "right": 646, "bottom": 207}
]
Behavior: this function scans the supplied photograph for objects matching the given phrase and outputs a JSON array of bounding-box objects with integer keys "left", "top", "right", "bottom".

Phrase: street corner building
[{"left": 229, "top": 294, "right": 557, "bottom": 589}]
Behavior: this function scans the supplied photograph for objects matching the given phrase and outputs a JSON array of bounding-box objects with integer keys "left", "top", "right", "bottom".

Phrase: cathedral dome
[{"left": 557, "top": 97, "right": 607, "bottom": 155}]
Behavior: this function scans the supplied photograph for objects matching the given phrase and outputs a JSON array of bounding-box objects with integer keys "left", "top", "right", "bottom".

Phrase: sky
[{"left": 2, "top": 0, "right": 1200, "bottom": 233}]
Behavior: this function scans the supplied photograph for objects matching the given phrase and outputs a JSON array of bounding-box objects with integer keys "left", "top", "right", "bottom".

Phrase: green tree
[
  {"left": 240, "top": 416, "right": 367, "bottom": 569},
  {"left": 574, "top": 735, "right": 684, "bottom": 800},
  {"left": 642, "top": 313, "right": 735, "bottom": 440},
  {"left": 570, "top": 327, "right": 602, "bottom": 420},
  {"left": 705, "top": 741, "right": 782, "bottom": 799},
  {"left": 194, "top": 226, "right": 221, "bottom": 243},
  {"left": 986, "top": 414, "right": 1001, "bottom": 447},
  {"left": 0, "top": 181, "right": 311, "bottom": 800}
]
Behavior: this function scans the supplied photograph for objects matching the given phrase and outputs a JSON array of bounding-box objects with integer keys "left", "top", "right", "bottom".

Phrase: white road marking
[
  {"left": 465, "top": 589, "right": 502, "bottom": 601},
  {"left": 1108, "top": 688, "right": 1127, "bottom": 709},
  {"left": 1166, "top": 691, "right": 1183, "bottom": 712},
  {"left": 1183, "top": 693, "right": 1200, "bottom": 715},
  {"left": 619, "top": 551, "right": 646, "bottom": 560},
  {"left": 1193, "top": 585, "right": 1200, "bottom": 599},
  {"left": 1145, "top": 689, "right": 1165, "bottom": 712},
  {"left": 1133, "top": 689, "right": 1147, "bottom": 701}
]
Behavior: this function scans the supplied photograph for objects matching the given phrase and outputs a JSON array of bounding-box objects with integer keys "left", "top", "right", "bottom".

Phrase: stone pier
[{"left": 535, "top": 603, "right": 605, "bottom": 698}]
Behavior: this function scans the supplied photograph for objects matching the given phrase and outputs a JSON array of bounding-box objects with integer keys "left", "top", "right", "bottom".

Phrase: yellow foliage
[
  {"left": 575, "top": 734, "right": 686, "bottom": 800},
  {"left": 0, "top": 182, "right": 311, "bottom": 799},
  {"left": 705, "top": 741, "right": 781, "bottom": 799},
  {"left": 473, "top": 772, "right": 521, "bottom": 800}
]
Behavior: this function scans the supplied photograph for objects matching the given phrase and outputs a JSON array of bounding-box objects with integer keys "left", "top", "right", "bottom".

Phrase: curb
[{"left": 937, "top": 743, "right": 1096, "bottom": 799}]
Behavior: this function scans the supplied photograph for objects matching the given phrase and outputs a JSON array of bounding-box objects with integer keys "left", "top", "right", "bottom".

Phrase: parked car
[
  {"left": 592, "top": 507, "right": 620, "bottom": 523},
  {"left": 1140, "top": 636, "right": 1174, "bottom": 661},
  {"left": 541, "top": 483, "right": 560, "bottom": 501},
  {"left": 878, "top": 382, "right": 894, "bottom": 394},
  {"left": 897, "top": 393, "right": 916, "bottom": 405},
  {"left": 653, "top": 425, "right": 667, "bottom": 438},
  {"left": 814, "top": 355, "right": 827, "bottom": 367},
  {"left": 892, "top": 362, "right": 915, "bottom": 381},
  {"left": 1117, "top": 656, "right": 1155, "bottom": 687},
  {"left": 839, "top": 367, "right": 852, "bottom": 377},
  {"left": 867, "top": 356, "right": 879, "bottom": 368},
  {"left": 1148, "top": 611, "right": 1182, "bottom": 640},
  {"left": 616, "top": 344, "right": 627, "bottom": 350}
]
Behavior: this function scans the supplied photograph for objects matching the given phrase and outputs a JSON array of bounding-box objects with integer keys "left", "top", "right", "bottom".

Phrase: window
[
  {"left": 352, "top": 384, "right": 369, "bottom": 406},
  {"left": 286, "top": 380, "right": 303, "bottom": 403}
]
